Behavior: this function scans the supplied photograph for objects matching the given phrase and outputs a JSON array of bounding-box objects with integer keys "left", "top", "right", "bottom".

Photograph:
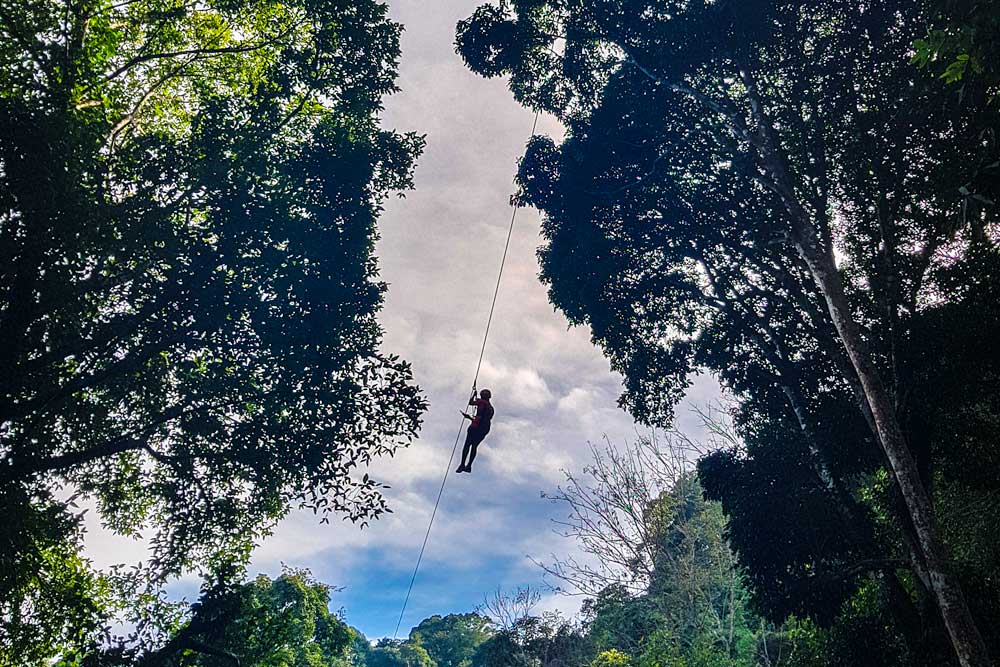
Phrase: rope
[{"left": 392, "top": 110, "right": 541, "bottom": 639}]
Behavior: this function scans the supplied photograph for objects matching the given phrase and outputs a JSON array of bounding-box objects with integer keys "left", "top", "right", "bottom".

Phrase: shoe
[{"left": 455, "top": 466, "right": 466, "bottom": 473}]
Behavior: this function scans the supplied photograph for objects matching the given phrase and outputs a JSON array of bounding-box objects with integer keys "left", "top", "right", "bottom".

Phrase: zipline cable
[{"left": 392, "top": 110, "right": 541, "bottom": 639}]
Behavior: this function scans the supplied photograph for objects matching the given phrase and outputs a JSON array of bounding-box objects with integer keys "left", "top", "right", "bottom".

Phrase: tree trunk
[
  {"left": 797, "top": 240, "right": 990, "bottom": 667},
  {"left": 738, "top": 66, "right": 993, "bottom": 667}
]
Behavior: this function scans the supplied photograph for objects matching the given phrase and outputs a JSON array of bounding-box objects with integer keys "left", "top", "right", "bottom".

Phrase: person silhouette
[{"left": 456, "top": 388, "right": 494, "bottom": 473}]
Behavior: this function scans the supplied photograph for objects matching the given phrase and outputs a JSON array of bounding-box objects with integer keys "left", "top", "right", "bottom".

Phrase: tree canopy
[
  {"left": 58, "top": 569, "right": 356, "bottom": 667},
  {"left": 409, "top": 614, "right": 493, "bottom": 667},
  {"left": 457, "top": 1, "right": 999, "bottom": 665},
  {"left": 2, "top": 0, "right": 426, "bottom": 660}
]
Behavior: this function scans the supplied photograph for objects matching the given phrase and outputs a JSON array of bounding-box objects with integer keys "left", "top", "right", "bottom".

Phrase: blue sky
[{"left": 83, "top": 0, "right": 721, "bottom": 641}]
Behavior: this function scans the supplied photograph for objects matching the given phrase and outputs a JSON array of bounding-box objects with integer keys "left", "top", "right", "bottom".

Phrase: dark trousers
[{"left": 460, "top": 426, "right": 488, "bottom": 468}]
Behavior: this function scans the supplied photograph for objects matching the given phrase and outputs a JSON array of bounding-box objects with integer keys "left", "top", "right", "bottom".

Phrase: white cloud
[
  {"left": 557, "top": 387, "right": 599, "bottom": 415},
  {"left": 477, "top": 362, "right": 554, "bottom": 411},
  {"left": 485, "top": 419, "right": 572, "bottom": 486}
]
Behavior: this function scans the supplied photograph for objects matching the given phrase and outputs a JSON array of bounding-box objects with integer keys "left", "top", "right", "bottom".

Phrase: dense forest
[{"left": 3, "top": 0, "right": 1000, "bottom": 665}]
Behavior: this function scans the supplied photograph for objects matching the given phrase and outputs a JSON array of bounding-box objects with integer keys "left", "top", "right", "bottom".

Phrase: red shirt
[{"left": 469, "top": 398, "right": 495, "bottom": 431}]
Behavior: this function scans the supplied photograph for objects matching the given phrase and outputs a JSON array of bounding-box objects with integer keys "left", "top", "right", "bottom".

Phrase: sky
[{"left": 84, "top": 0, "right": 720, "bottom": 641}]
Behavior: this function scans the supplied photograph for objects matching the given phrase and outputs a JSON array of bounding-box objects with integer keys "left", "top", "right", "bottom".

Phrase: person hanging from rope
[{"left": 456, "top": 388, "right": 494, "bottom": 473}]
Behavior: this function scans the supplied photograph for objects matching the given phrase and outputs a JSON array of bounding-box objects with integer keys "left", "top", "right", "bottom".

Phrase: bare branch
[
  {"left": 478, "top": 586, "right": 542, "bottom": 631},
  {"left": 538, "top": 433, "right": 702, "bottom": 595}
]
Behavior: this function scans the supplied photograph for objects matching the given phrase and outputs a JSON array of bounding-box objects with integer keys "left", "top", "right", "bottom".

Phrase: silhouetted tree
[
  {"left": 1, "top": 0, "right": 426, "bottom": 660},
  {"left": 912, "top": 0, "right": 1000, "bottom": 223},
  {"left": 456, "top": 2, "right": 1000, "bottom": 664},
  {"left": 473, "top": 614, "right": 588, "bottom": 667}
]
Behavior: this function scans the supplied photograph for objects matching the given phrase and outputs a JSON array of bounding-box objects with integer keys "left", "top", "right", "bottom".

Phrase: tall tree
[
  {"left": 456, "top": 2, "right": 999, "bottom": 664},
  {"left": 1, "top": 0, "right": 426, "bottom": 659},
  {"left": 368, "top": 639, "right": 437, "bottom": 667},
  {"left": 700, "top": 255, "right": 1000, "bottom": 665},
  {"left": 472, "top": 614, "right": 589, "bottom": 667},
  {"left": 60, "top": 570, "right": 357, "bottom": 666},
  {"left": 409, "top": 614, "right": 493, "bottom": 667}
]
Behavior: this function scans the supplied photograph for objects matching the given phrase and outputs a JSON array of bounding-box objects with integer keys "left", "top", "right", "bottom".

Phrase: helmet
[{"left": 480, "top": 389, "right": 492, "bottom": 400}]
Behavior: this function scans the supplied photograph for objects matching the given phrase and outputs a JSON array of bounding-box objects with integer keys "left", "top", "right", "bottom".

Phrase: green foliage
[
  {"left": 539, "top": 438, "right": 763, "bottom": 665},
  {"left": 912, "top": 32, "right": 977, "bottom": 84},
  {"left": 409, "top": 614, "right": 493, "bottom": 667},
  {"left": 62, "top": 569, "right": 357, "bottom": 667},
  {"left": 586, "top": 479, "right": 759, "bottom": 667},
  {"left": 0, "top": 488, "right": 111, "bottom": 666},
  {"left": 912, "top": 0, "right": 1000, "bottom": 221},
  {"left": 2, "top": 0, "right": 425, "bottom": 658},
  {"left": 367, "top": 639, "right": 436, "bottom": 667},
  {"left": 912, "top": 1, "right": 1000, "bottom": 91},
  {"left": 208, "top": 571, "right": 356, "bottom": 667},
  {"left": 590, "top": 649, "right": 630, "bottom": 667},
  {"left": 583, "top": 587, "right": 664, "bottom": 657},
  {"left": 471, "top": 614, "right": 589, "bottom": 667},
  {"left": 635, "top": 629, "right": 684, "bottom": 667},
  {"left": 457, "top": 0, "right": 1000, "bottom": 663},
  {"left": 345, "top": 630, "right": 375, "bottom": 667}
]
